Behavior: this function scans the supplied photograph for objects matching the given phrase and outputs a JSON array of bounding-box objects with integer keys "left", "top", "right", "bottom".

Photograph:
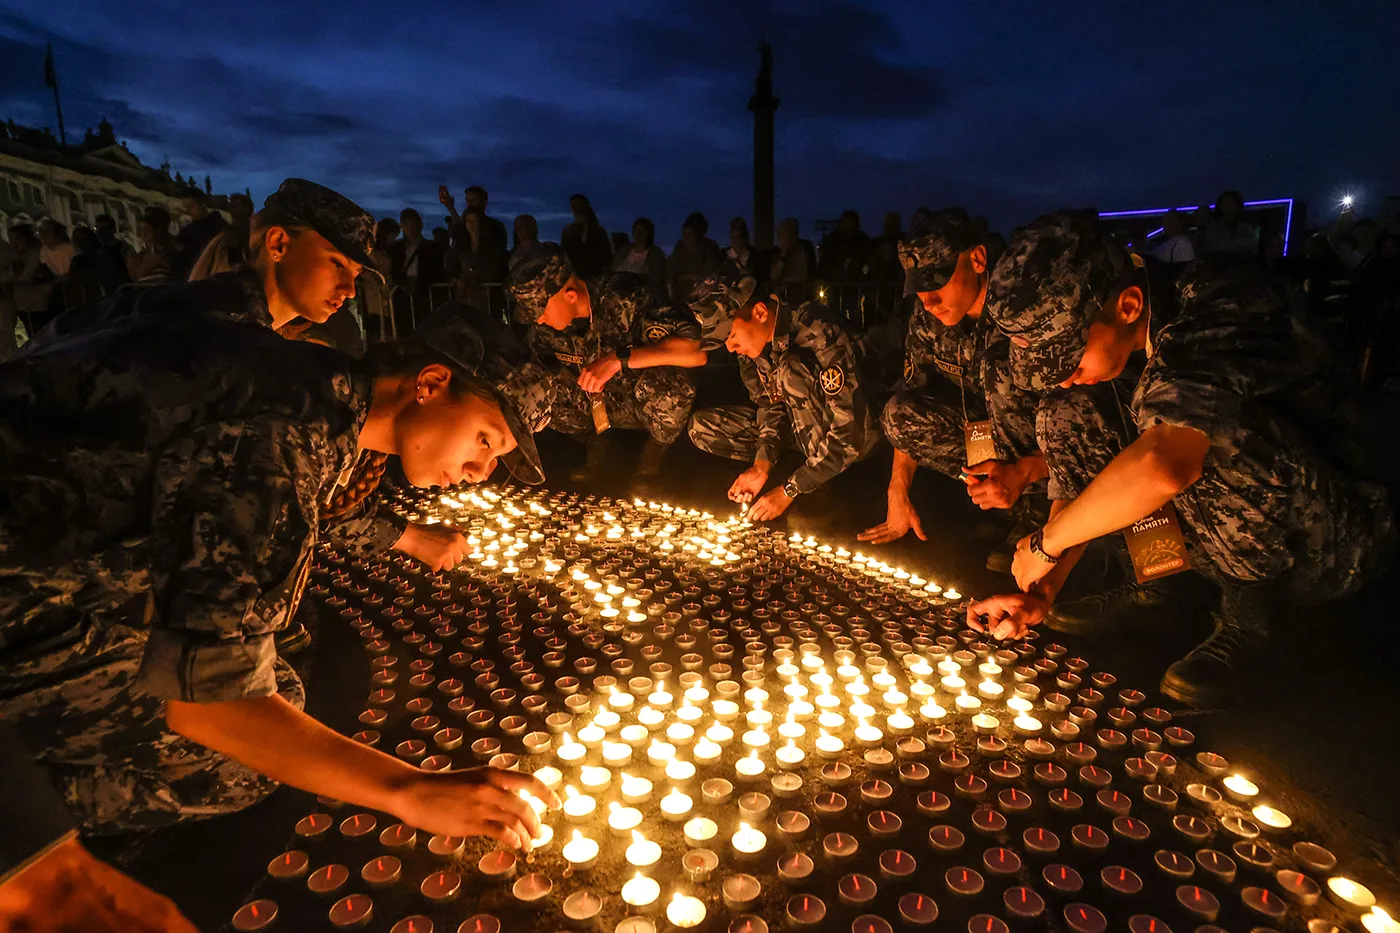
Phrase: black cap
[{"left": 261, "top": 178, "right": 380, "bottom": 280}]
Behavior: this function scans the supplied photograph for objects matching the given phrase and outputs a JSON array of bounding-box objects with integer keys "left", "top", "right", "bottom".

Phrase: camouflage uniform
[
  {"left": 0, "top": 314, "right": 363, "bottom": 833},
  {"left": 511, "top": 248, "right": 698, "bottom": 446},
  {"left": 882, "top": 211, "right": 1040, "bottom": 479},
  {"left": 0, "top": 310, "right": 545, "bottom": 835},
  {"left": 687, "top": 270, "right": 879, "bottom": 492},
  {"left": 989, "top": 210, "right": 1392, "bottom": 598}
]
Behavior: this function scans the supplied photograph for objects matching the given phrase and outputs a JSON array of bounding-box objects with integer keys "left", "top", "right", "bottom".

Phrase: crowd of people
[{"left": 0, "top": 174, "right": 1397, "bottom": 931}]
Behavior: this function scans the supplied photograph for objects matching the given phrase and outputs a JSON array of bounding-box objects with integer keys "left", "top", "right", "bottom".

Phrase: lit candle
[
  {"left": 621, "top": 873, "right": 660, "bottom": 910},
  {"left": 1222, "top": 773, "right": 1259, "bottom": 801},
  {"left": 602, "top": 741, "right": 632, "bottom": 766},
  {"left": 711, "top": 700, "right": 740, "bottom": 722},
  {"left": 647, "top": 740, "right": 677, "bottom": 766},
  {"left": 660, "top": 787, "right": 694, "bottom": 821},
  {"left": 1251, "top": 805, "right": 1292, "bottom": 831},
  {"left": 815, "top": 730, "right": 845, "bottom": 758},
  {"left": 1014, "top": 714, "right": 1044, "bottom": 736},
  {"left": 732, "top": 821, "right": 768, "bottom": 856},
  {"left": 556, "top": 733, "right": 586, "bottom": 765},
  {"left": 1362, "top": 908, "right": 1400, "bottom": 933},
  {"left": 562, "top": 830, "right": 599, "bottom": 870},
  {"left": 979, "top": 657, "right": 1003, "bottom": 679},
  {"left": 1328, "top": 877, "right": 1377, "bottom": 911},
  {"left": 977, "top": 680, "right": 1004, "bottom": 702},
  {"left": 619, "top": 772, "right": 653, "bottom": 803},
  {"left": 608, "top": 802, "right": 643, "bottom": 835},
  {"left": 742, "top": 728, "right": 771, "bottom": 750},
  {"left": 579, "top": 765, "right": 611, "bottom": 791},
  {"left": 735, "top": 749, "right": 766, "bottom": 781},
  {"left": 888, "top": 712, "right": 915, "bottom": 734},
  {"left": 941, "top": 673, "right": 966, "bottom": 693},
  {"left": 666, "top": 892, "right": 707, "bottom": 929},
  {"left": 683, "top": 817, "right": 718, "bottom": 847},
  {"left": 667, "top": 723, "right": 697, "bottom": 746},
  {"left": 665, "top": 759, "right": 697, "bottom": 783},
  {"left": 676, "top": 701, "right": 703, "bottom": 725},
  {"left": 919, "top": 701, "right": 948, "bottom": 722},
  {"left": 577, "top": 722, "right": 605, "bottom": 747},
  {"left": 562, "top": 785, "right": 596, "bottom": 821},
  {"left": 649, "top": 680, "right": 674, "bottom": 708},
  {"left": 854, "top": 719, "right": 884, "bottom": 747},
  {"left": 776, "top": 739, "right": 806, "bottom": 766},
  {"left": 955, "top": 692, "right": 981, "bottom": 712},
  {"left": 686, "top": 738, "right": 720, "bottom": 765},
  {"left": 638, "top": 706, "right": 666, "bottom": 729},
  {"left": 705, "top": 724, "right": 735, "bottom": 746},
  {"left": 625, "top": 830, "right": 662, "bottom": 868},
  {"left": 972, "top": 713, "right": 999, "bottom": 735}
]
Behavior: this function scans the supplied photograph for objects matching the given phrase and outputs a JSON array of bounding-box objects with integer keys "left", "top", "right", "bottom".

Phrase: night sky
[{"left": 2, "top": 2, "right": 1396, "bottom": 241}]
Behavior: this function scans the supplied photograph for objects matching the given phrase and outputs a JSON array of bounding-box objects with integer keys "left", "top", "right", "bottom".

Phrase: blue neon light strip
[{"left": 1098, "top": 199, "right": 1294, "bottom": 256}]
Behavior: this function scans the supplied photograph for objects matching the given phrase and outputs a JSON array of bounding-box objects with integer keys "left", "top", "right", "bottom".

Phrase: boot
[
  {"left": 628, "top": 439, "right": 672, "bottom": 496},
  {"left": 634, "top": 439, "right": 669, "bottom": 479},
  {"left": 1045, "top": 579, "right": 1182, "bottom": 634},
  {"left": 1159, "top": 585, "right": 1271, "bottom": 707},
  {"left": 568, "top": 436, "right": 610, "bottom": 485}
]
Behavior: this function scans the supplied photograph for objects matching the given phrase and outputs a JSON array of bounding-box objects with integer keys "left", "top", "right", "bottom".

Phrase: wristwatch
[
  {"left": 616, "top": 345, "right": 632, "bottom": 371},
  {"left": 782, "top": 480, "right": 800, "bottom": 499},
  {"left": 1028, "top": 528, "right": 1060, "bottom": 565}
]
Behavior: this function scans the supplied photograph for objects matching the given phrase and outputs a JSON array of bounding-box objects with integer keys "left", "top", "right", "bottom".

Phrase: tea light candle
[
  {"left": 1327, "top": 876, "right": 1377, "bottom": 911},
  {"left": 945, "top": 867, "right": 985, "bottom": 897},
  {"left": 478, "top": 848, "right": 518, "bottom": 880},
  {"left": 603, "top": 741, "right": 633, "bottom": 767},
  {"left": 839, "top": 873, "right": 879, "bottom": 908},
  {"left": 684, "top": 817, "right": 719, "bottom": 847},
  {"left": 785, "top": 895, "right": 826, "bottom": 928},
  {"left": 512, "top": 872, "right": 553, "bottom": 904},
  {"left": 1293, "top": 842, "right": 1337, "bottom": 873},
  {"left": 1240, "top": 886, "right": 1287, "bottom": 920},
  {"left": 1063, "top": 904, "right": 1108, "bottom": 933},
  {"left": 1363, "top": 908, "right": 1400, "bottom": 933},
  {"left": 307, "top": 864, "right": 350, "bottom": 896},
  {"left": 971, "top": 713, "right": 999, "bottom": 735},
  {"left": 626, "top": 830, "right": 663, "bottom": 868},
  {"left": 815, "top": 730, "right": 845, "bottom": 758},
  {"left": 231, "top": 900, "right": 278, "bottom": 931},
  {"left": 666, "top": 759, "right": 698, "bottom": 784},
  {"left": 620, "top": 772, "right": 653, "bottom": 803},
  {"left": 622, "top": 873, "right": 661, "bottom": 910},
  {"left": 361, "top": 856, "right": 402, "bottom": 888},
  {"left": 580, "top": 765, "right": 612, "bottom": 791},
  {"left": 731, "top": 821, "right": 767, "bottom": 857},
  {"left": 609, "top": 802, "right": 644, "bottom": 834},
  {"left": 267, "top": 850, "right": 309, "bottom": 881},
  {"left": 1252, "top": 805, "right": 1292, "bottom": 831},
  {"left": 421, "top": 870, "right": 462, "bottom": 905},
  {"left": 562, "top": 890, "right": 603, "bottom": 924},
  {"left": 328, "top": 893, "right": 374, "bottom": 929},
  {"left": 1043, "top": 864, "right": 1084, "bottom": 896},
  {"left": 898, "top": 893, "right": 939, "bottom": 928},
  {"left": 563, "top": 785, "right": 596, "bottom": 821},
  {"left": 735, "top": 750, "right": 766, "bottom": 781},
  {"left": 648, "top": 740, "right": 677, "bottom": 766},
  {"left": 557, "top": 733, "right": 587, "bottom": 764},
  {"left": 667, "top": 892, "right": 707, "bottom": 929},
  {"left": 1175, "top": 885, "right": 1221, "bottom": 922},
  {"left": 638, "top": 706, "right": 666, "bottom": 729},
  {"left": 1222, "top": 773, "right": 1259, "bottom": 801},
  {"left": 684, "top": 848, "right": 720, "bottom": 883},
  {"left": 661, "top": 787, "right": 694, "bottom": 820},
  {"left": 693, "top": 738, "right": 723, "bottom": 764}
]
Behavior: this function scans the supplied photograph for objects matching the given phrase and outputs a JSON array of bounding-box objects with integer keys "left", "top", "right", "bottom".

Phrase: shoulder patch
[
  {"left": 643, "top": 323, "right": 671, "bottom": 343},
  {"left": 819, "top": 364, "right": 846, "bottom": 396}
]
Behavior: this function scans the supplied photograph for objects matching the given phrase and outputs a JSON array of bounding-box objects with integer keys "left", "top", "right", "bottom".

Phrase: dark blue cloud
[{"left": 1, "top": 1, "right": 1395, "bottom": 242}]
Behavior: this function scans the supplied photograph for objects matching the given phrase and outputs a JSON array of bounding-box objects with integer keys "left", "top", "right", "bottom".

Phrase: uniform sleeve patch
[
  {"left": 643, "top": 323, "right": 671, "bottom": 343},
  {"left": 819, "top": 364, "right": 846, "bottom": 396}
]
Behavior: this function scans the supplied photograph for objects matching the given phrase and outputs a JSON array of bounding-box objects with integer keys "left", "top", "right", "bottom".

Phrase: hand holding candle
[{"left": 385, "top": 767, "right": 559, "bottom": 851}]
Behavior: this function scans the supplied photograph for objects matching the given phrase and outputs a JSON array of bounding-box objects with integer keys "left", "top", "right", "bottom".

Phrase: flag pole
[{"left": 45, "top": 44, "right": 67, "bottom": 148}]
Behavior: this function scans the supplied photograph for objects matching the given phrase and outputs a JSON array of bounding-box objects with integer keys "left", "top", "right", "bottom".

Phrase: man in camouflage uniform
[
  {"left": 0, "top": 309, "right": 555, "bottom": 851},
  {"left": 971, "top": 210, "right": 1392, "bottom": 705},
  {"left": 509, "top": 243, "right": 705, "bottom": 484},
  {"left": 858, "top": 207, "right": 1046, "bottom": 553},
  {"left": 688, "top": 267, "right": 880, "bottom": 521}
]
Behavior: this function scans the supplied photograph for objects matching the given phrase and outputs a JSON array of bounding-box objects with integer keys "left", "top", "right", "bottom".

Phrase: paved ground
[{"left": 97, "top": 385, "right": 1400, "bottom": 930}]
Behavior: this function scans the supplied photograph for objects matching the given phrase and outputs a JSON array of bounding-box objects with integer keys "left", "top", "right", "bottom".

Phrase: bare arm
[
  {"left": 166, "top": 694, "right": 558, "bottom": 847},
  {"left": 626, "top": 336, "right": 706, "bottom": 369},
  {"left": 1042, "top": 424, "right": 1208, "bottom": 556}
]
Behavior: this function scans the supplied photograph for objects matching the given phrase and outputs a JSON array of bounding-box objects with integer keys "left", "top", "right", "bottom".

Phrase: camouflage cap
[
  {"left": 898, "top": 207, "right": 984, "bottom": 296},
  {"left": 261, "top": 178, "right": 381, "bottom": 281},
  {"left": 507, "top": 243, "right": 574, "bottom": 324},
  {"left": 688, "top": 263, "right": 761, "bottom": 350},
  {"left": 410, "top": 305, "right": 544, "bottom": 485},
  {"left": 985, "top": 209, "right": 1125, "bottom": 391}
]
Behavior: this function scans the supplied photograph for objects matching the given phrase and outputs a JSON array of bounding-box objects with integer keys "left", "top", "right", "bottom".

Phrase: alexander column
[{"left": 748, "top": 42, "right": 780, "bottom": 251}]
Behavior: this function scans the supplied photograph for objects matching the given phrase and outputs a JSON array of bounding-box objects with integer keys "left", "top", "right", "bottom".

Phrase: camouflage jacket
[
  {"left": 0, "top": 314, "right": 373, "bottom": 703},
  {"left": 897, "top": 307, "right": 1005, "bottom": 421},
  {"left": 526, "top": 272, "right": 699, "bottom": 372},
  {"left": 26, "top": 267, "right": 274, "bottom": 350},
  {"left": 1132, "top": 262, "right": 1387, "bottom": 581},
  {"left": 741, "top": 301, "right": 877, "bottom": 493}
]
